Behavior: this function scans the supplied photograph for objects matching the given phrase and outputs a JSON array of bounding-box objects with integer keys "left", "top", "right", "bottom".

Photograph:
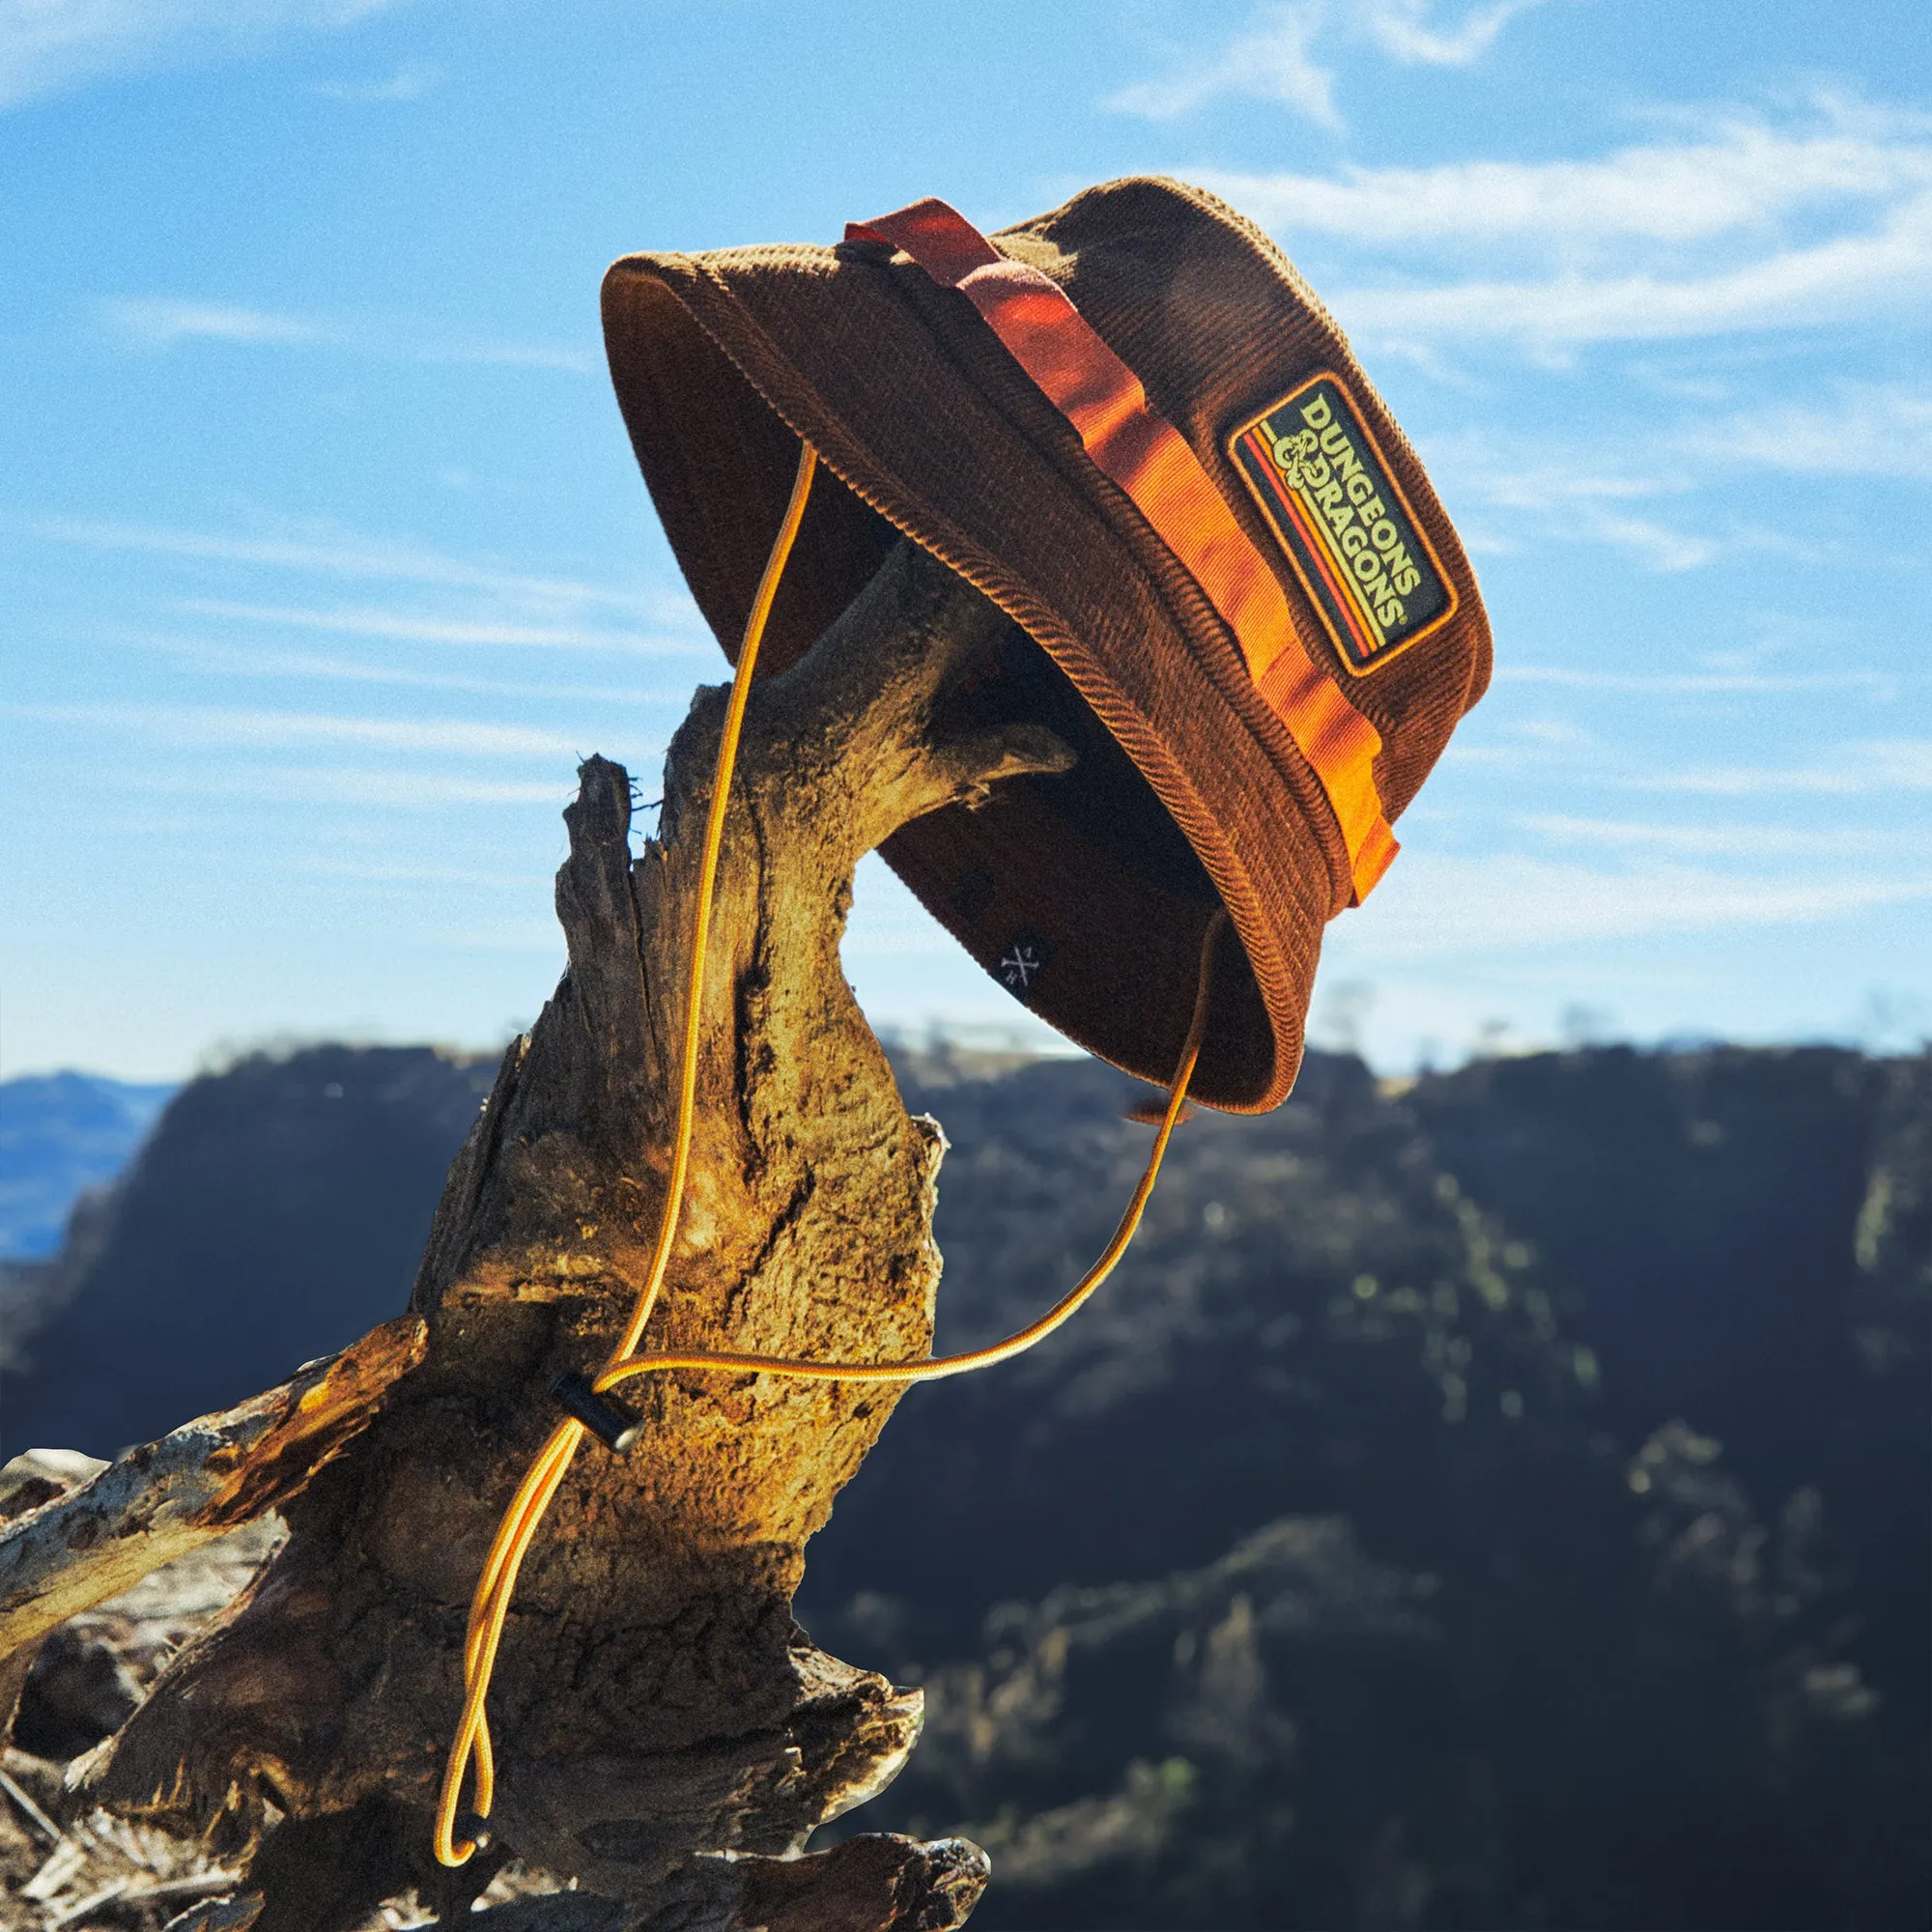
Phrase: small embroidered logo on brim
[
  {"left": 996, "top": 926, "right": 1055, "bottom": 1000},
  {"left": 1230, "top": 373, "right": 1456, "bottom": 676}
]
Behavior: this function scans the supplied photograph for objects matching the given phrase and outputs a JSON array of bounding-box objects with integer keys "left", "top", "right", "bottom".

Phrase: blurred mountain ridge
[
  {"left": 0, "top": 1037, "right": 1925, "bottom": 1929},
  {"left": 0, "top": 1044, "right": 496, "bottom": 1455}
]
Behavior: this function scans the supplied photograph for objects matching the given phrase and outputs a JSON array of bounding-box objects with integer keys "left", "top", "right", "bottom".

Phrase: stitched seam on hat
[
  {"left": 1158, "top": 176, "right": 1495, "bottom": 739},
  {"left": 881, "top": 231, "right": 1361, "bottom": 914},
  {"left": 608, "top": 255, "right": 1318, "bottom": 1104},
  {"left": 658, "top": 248, "right": 1353, "bottom": 923},
  {"left": 968, "top": 196, "right": 1370, "bottom": 907}
]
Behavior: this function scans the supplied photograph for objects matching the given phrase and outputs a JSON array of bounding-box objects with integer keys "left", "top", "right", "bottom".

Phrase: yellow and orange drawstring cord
[{"left": 434, "top": 440, "right": 1225, "bottom": 1866}]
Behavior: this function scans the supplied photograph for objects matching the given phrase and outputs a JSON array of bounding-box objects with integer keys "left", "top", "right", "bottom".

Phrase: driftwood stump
[
  {"left": 72, "top": 540, "right": 1074, "bottom": 1928},
  {"left": 0, "top": 1320, "right": 425, "bottom": 1747}
]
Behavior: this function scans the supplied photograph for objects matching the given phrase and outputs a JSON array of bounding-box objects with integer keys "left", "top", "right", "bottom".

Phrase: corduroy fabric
[{"left": 601, "top": 177, "right": 1491, "bottom": 1112}]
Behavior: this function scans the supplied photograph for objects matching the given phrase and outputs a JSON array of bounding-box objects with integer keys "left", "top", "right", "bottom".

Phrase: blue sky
[{"left": 2, "top": 0, "right": 1928, "bottom": 1080}]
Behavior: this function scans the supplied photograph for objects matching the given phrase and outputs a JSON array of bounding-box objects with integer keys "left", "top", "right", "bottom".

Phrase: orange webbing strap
[
  {"left": 845, "top": 197, "right": 1398, "bottom": 903},
  {"left": 434, "top": 437, "right": 1225, "bottom": 1868}
]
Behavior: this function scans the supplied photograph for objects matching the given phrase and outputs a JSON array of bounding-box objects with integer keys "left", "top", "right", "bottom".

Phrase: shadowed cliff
[
  {"left": 795, "top": 1044, "right": 1928, "bottom": 1930},
  {"left": 4, "top": 1039, "right": 1925, "bottom": 1928},
  {"left": 0, "top": 1045, "right": 495, "bottom": 1458}
]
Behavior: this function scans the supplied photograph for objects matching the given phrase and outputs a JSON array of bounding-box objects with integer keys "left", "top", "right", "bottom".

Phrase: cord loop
[{"left": 433, "top": 440, "right": 1219, "bottom": 1865}]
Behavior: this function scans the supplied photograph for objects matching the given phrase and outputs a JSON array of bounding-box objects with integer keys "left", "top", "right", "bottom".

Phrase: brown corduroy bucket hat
[{"left": 602, "top": 176, "right": 1491, "bottom": 1113}]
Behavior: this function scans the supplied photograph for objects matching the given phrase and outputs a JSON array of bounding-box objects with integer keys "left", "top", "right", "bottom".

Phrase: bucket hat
[{"left": 602, "top": 177, "right": 1490, "bottom": 1111}]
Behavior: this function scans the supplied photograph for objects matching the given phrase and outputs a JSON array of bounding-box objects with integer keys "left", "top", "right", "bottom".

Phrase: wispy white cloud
[
  {"left": 99, "top": 297, "right": 595, "bottom": 372},
  {"left": 1107, "top": 3, "right": 1338, "bottom": 127},
  {"left": 310, "top": 57, "right": 433, "bottom": 99},
  {"left": 1559, "top": 509, "right": 1714, "bottom": 573},
  {"left": 4, "top": 699, "right": 588, "bottom": 760},
  {"left": 1106, "top": 0, "right": 1553, "bottom": 125},
  {"left": 0, "top": 0, "right": 403, "bottom": 112},
  {"left": 137, "top": 635, "right": 693, "bottom": 704},
  {"left": 177, "top": 598, "right": 706, "bottom": 654},
  {"left": 1676, "top": 383, "right": 1932, "bottom": 480},
  {"left": 1351, "top": 849, "right": 1932, "bottom": 957},
  {"left": 1359, "top": 0, "right": 1549, "bottom": 65},
  {"left": 1636, "top": 739, "right": 1932, "bottom": 796},
  {"left": 1329, "top": 212, "right": 1932, "bottom": 346},
  {"left": 1205, "top": 111, "right": 1932, "bottom": 244},
  {"left": 1419, "top": 382, "right": 1928, "bottom": 572},
  {"left": 1433, "top": 447, "right": 1719, "bottom": 569},
  {"left": 130, "top": 764, "right": 574, "bottom": 809},
  {"left": 1423, "top": 374, "right": 1932, "bottom": 563},
  {"left": 1520, "top": 815, "right": 1907, "bottom": 860},
  {"left": 33, "top": 515, "right": 686, "bottom": 618},
  {"left": 104, "top": 298, "right": 321, "bottom": 347},
  {"left": 1198, "top": 99, "right": 1932, "bottom": 349}
]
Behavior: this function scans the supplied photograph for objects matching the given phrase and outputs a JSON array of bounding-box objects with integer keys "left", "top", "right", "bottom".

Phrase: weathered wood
[
  {"left": 179, "top": 1833, "right": 991, "bottom": 1932},
  {"left": 471, "top": 1833, "right": 990, "bottom": 1931},
  {"left": 80, "top": 540, "right": 1070, "bottom": 1928},
  {"left": 0, "top": 1318, "right": 425, "bottom": 1729},
  {"left": 158, "top": 1835, "right": 987, "bottom": 1932},
  {"left": 160, "top": 1895, "right": 262, "bottom": 1932}
]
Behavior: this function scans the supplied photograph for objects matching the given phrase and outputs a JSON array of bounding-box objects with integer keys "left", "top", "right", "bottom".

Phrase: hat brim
[{"left": 600, "top": 185, "right": 1481, "bottom": 1111}]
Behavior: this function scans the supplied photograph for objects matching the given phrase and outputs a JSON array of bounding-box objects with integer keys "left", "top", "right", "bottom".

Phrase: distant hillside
[
  {"left": 3, "top": 1037, "right": 1925, "bottom": 1928},
  {"left": 0, "top": 1045, "right": 495, "bottom": 1456},
  {"left": 799, "top": 1045, "right": 1929, "bottom": 1930},
  {"left": 0, "top": 1071, "right": 176, "bottom": 1260}
]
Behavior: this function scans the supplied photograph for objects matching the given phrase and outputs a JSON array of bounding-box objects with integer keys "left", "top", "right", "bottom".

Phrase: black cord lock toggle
[
  {"left": 455, "top": 1812, "right": 493, "bottom": 1853},
  {"left": 550, "top": 1371, "right": 644, "bottom": 1454}
]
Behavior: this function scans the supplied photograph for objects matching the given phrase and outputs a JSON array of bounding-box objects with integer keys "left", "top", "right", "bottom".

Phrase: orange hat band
[{"left": 845, "top": 197, "right": 1399, "bottom": 902}]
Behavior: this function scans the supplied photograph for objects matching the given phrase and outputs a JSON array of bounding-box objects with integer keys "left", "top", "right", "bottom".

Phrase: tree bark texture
[
  {"left": 0, "top": 1322, "right": 425, "bottom": 1669},
  {"left": 79, "top": 542, "right": 1072, "bottom": 1930},
  {"left": 0, "top": 1320, "right": 425, "bottom": 1748}
]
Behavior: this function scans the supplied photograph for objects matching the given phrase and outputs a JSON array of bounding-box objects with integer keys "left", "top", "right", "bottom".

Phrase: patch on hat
[{"left": 1230, "top": 373, "right": 1456, "bottom": 676}]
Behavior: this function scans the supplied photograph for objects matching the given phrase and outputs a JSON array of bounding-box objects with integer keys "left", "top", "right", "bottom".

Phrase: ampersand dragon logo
[
  {"left": 1230, "top": 373, "right": 1456, "bottom": 677},
  {"left": 1269, "top": 426, "right": 1321, "bottom": 492}
]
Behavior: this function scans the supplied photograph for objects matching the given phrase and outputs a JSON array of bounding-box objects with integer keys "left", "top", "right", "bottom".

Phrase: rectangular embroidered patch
[{"left": 1230, "top": 373, "right": 1456, "bottom": 676}]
